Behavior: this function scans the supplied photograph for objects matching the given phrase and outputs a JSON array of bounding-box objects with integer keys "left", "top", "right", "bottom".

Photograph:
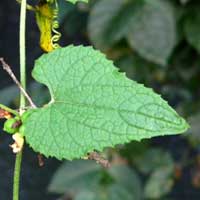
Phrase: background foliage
[{"left": 0, "top": 0, "right": 200, "bottom": 199}]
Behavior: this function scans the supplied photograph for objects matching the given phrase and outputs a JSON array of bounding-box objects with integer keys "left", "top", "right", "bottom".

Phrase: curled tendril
[
  {"left": 51, "top": 1, "right": 61, "bottom": 49},
  {"left": 36, "top": 0, "right": 61, "bottom": 51}
]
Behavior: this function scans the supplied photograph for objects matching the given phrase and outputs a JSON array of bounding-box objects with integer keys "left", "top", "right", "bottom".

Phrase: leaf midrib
[{"left": 52, "top": 101, "right": 183, "bottom": 128}]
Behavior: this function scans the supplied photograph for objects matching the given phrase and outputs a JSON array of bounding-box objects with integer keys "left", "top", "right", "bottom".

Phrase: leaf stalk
[{"left": 0, "top": 104, "right": 19, "bottom": 116}]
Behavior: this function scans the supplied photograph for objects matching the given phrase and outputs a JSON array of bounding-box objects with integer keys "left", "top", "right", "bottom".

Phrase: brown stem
[
  {"left": 0, "top": 58, "right": 37, "bottom": 109},
  {"left": 88, "top": 152, "right": 111, "bottom": 168}
]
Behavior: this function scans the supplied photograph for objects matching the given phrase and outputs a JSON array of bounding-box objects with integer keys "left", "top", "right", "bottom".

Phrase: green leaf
[
  {"left": 134, "top": 148, "right": 174, "bottom": 174},
  {"left": 22, "top": 45, "right": 188, "bottom": 160},
  {"left": 144, "top": 167, "right": 174, "bottom": 199},
  {"left": 49, "top": 160, "right": 141, "bottom": 200},
  {"left": 48, "top": 160, "right": 101, "bottom": 194},
  {"left": 187, "top": 113, "right": 200, "bottom": 146},
  {"left": 127, "top": 0, "right": 177, "bottom": 65},
  {"left": 74, "top": 185, "right": 134, "bottom": 200},
  {"left": 108, "top": 184, "right": 135, "bottom": 200},
  {"left": 66, "top": 0, "right": 88, "bottom": 4},
  {"left": 184, "top": 8, "right": 200, "bottom": 53},
  {"left": 108, "top": 165, "right": 142, "bottom": 200},
  {"left": 75, "top": 191, "right": 97, "bottom": 200},
  {"left": 88, "top": 0, "right": 177, "bottom": 65},
  {"left": 88, "top": 0, "right": 133, "bottom": 50}
]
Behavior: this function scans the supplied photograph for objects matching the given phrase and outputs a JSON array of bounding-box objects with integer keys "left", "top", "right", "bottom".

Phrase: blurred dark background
[{"left": 0, "top": 0, "right": 200, "bottom": 199}]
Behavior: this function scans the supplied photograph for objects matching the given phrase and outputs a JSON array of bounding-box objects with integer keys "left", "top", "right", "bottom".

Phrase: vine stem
[
  {"left": 19, "top": 0, "right": 26, "bottom": 109},
  {"left": 13, "top": 0, "right": 27, "bottom": 199},
  {"left": 13, "top": 151, "right": 23, "bottom": 200}
]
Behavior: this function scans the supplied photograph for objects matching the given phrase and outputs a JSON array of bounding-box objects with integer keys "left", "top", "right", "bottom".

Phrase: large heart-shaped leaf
[{"left": 22, "top": 45, "right": 188, "bottom": 160}]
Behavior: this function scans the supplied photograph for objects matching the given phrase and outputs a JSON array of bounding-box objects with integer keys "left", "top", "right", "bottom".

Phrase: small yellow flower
[{"left": 10, "top": 133, "right": 24, "bottom": 153}]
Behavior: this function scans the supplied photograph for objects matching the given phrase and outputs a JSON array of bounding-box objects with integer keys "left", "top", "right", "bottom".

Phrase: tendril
[
  {"left": 35, "top": 0, "right": 61, "bottom": 52},
  {"left": 51, "top": 0, "right": 61, "bottom": 49}
]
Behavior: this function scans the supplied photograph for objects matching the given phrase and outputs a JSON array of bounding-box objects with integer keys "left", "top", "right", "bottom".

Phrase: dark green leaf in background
[
  {"left": 108, "top": 165, "right": 142, "bottom": 200},
  {"left": 48, "top": 160, "right": 101, "bottom": 194},
  {"left": 134, "top": 148, "right": 174, "bottom": 174},
  {"left": 88, "top": 0, "right": 126, "bottom": 50},
  {"left": 88, "top": 0, "right": 177, "bottom": 65},
  {"left": 66, "top": 0, "right": 89, "bottom": 4},
  {"left": 75, "top": 191, "right": 97, "bottom": 200},
  {"left": 49, "top": 160, "right": 142, "bottom": 200},
  {"left": 144, "top": 167, "right": 174, "bottom": 199},
  {"left": 187, "top": 113, "right": 200, "bottom": 146},
  {"left": 127, "top": 0, "right": 177, "bottom": 65},
  {"left": 184, "top": 8, "right": 200, "bottom": 53}
]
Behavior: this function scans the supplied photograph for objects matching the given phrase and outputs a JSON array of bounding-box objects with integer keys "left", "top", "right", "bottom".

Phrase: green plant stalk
[
  {"left": 0, "top": 103, "right": 19, "bottom": 116},
  {"left": 13, "top": 151, "right": 23, "bottom": 200},
  {"left": 13, "top": 0, "right": 27, "bottom": 199},
  {"left": 19, "top": 0, "right": 26, "bottom": 108}
]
